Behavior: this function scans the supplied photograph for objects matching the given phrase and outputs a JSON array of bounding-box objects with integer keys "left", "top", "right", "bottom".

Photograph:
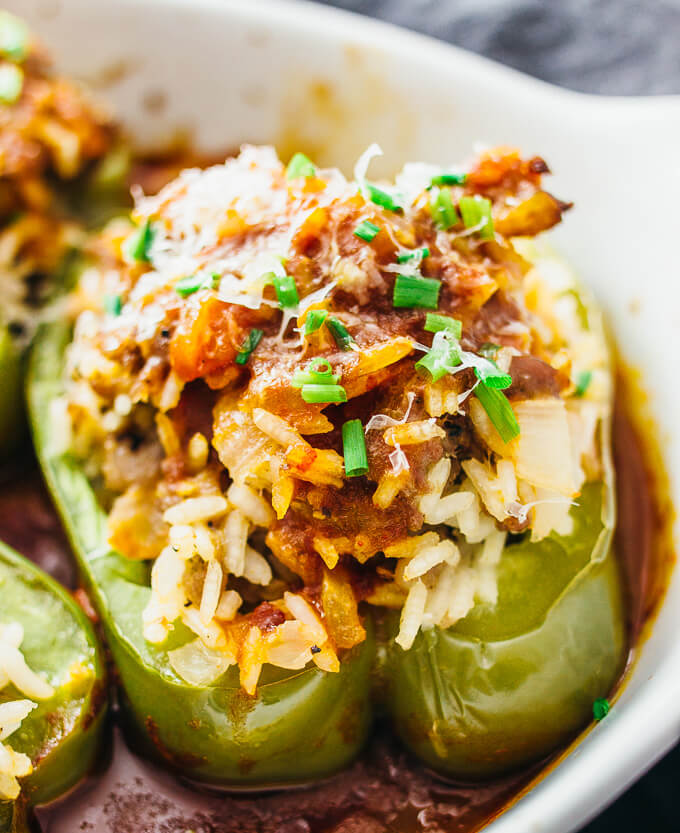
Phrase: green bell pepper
[
  {"left": 0, "top": 140, "right": 132, "bottom": 465},
  {"left": 27, "top": 320, "right": 375, "bottom": 787},
  {"left": 26, "top": 297, "right": 626, "bottom": 787},
  {"left": 0, "top": 541, "right": 106, "bottom": 832},
  {"left": 382, "top": 451, "right": 626, "bottom": 778},
  {"left": 0, "top": 326, "right": 24, "bottom": 461},
  {"left": 378, "top": 245, "right": 626, "bottom": 780},
  {"left": 61, "top": 143, "right": 133, "bottom": 229}
]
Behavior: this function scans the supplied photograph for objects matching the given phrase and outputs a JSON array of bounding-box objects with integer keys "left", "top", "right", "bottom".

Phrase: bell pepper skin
[
  {"left": 0, "top": 327, "right": 24, "bottom": 462},
  {"left": 382, "top": 477, "right": 626, "bottom": 779},
  {"left": 0, "top": 252, "right": 86, "bottom": 465},
  {"left": 0, "top": 141, "right": 131, "bottom": 468},
  {"left": 0, "top": 542, "right": 106, "bottom": 831},
  {"left": 0, "top": 803, "right": 11, "bottom": 833},
  {"left": 28, "top": 320, "right": 375, "bottom": 787}
]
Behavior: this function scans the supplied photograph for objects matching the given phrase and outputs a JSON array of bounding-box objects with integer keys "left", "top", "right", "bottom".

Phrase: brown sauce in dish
[
  {"left": 612, "top": 370, "right": 675, "bottom": 648},
  {"left": 0, "top": 375, "right": 671, "bottom": 833}
]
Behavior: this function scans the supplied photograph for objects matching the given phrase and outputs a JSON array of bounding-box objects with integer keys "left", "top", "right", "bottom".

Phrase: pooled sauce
[{"left": 0, "top": 391, "right": 667, "bottom": 833}]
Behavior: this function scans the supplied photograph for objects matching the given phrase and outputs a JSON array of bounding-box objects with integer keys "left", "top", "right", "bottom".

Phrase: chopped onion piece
[
  {"left": 513, "top": 399, "right": 577, "bottom": 496},
  {"left": 168, "top": 638, "right": 233, "bottom": 686}
]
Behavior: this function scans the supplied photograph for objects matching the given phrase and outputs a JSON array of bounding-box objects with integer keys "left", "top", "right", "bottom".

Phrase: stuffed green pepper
[
  {"left": 0, "top": 11, "right": 117, "bottom": 459},
  {"left": 28, "top": 143, "right": 625, "bottom": 784},
  {"left": 0, "top": 542, "right": 106, "bottom": 832}
]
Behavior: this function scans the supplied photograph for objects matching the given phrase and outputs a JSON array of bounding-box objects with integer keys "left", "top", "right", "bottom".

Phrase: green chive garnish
[
  {"left": 292, "top": 358, "right": 339, "bottom": 387},
  {"left": 429, "top": 172, "right": 467, "bottom": 187},
  {"left": 268, "top": 273, "right": 299, "bottom": 308},
  {"left": 574, "top": 369, "right": 592, "bottom": 397},
  {"left": 353, "top": 220, "right": 381, "bottom": 242},
  {"left": 475, "top": 384, "right": 519, "bottom": 443},
  {"left": 304, "top": 309, "right": 328, "bottom": 334},
  {"left": 393, "top": 274, "right": 441, "bottom": 309},
  {"left": 479, "top": 342, "right": 500, "bottom": 361},
  {"left": 103, "top": 294, "right": 122, "bottom": 316},
  {"left": 327, "top": 317, "right": 356, "bottom": 351},
  {"left": 125, "top": 219, "right": 155, "bottom": 263},
  {"left": 561, "top": 288, "right": 590, "bottom": 329},
  {"left": 342, "top": 419, "right": 369, "bottom": 477},
  {"left": 300, "top": 383, "right": 347, "bottom": 404},
  {"left": 424, "top": 313, "right": 462, "bottom": 339},
  {"left": 459, "top": 195, "right": 494, "bottom": 240},
  {"left": 0, "top": 12, "right": 29, "bottom": 62},
  {"left": 473, "top": 361, "right": 512, "bottom": 390},
  {"left": 174, "top": 273, "right": 218, "bottom": 297},
  {"left": 397, "top": 247, "right": 429, "bottom": 264},
  {"left": 0, "top": 63, "right": 23, "bottom": 104},
  {"left": 593, "top": 698, "right": 610, "bottom": 721},
  {"left": 429, "top": 187, "right": 459, "bottom": 231},
  {"left": 175, "top": 276, "right": 202, "bottom": 297},
  {"left": 415, "top": 332, "right": 461, "bottom": 382},
  {"left": 286, "top": 152, "right": 316, "bottom": 179},
  {"left": 235, "top": 328, "right": 263, "bottom": 365},
  {"left": 366, "top": 183, "right": 402, "bottom": 213}
]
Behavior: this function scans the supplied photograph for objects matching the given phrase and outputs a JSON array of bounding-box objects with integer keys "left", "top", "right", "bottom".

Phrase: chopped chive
[
  {"left": 304, "top": 309, "right": 328, "bottom": 334},
  {"left": 286, "top": 152, "right": 316, "bottom": 179},
  {"left": 479, "top": 342, "right": 500, "bottom": 361},
  {"left": 561, "top": 288, "right": 590, "bottom": 329},
  {"left": 429, "top": 172, "right": 467, "bottom": 187},
  {"left": 574, "top": 369, "right": 592, "bottom": 397},
  {"left": 270, "top": 273, "right": 299, "bottom": 308},
  {"left": 397, "top": 247, "right": 429, "bottom": 264},
  {"left": 0, "top": 63, "right": 23, "bottom": 104},
  {"left": 327, "top": 316, "right": 356, "bottom": 351},
  {"left": 429, "top": 187, "right": 459, "bottom": 231},
  {"left": 415, "top": 332, "right": 461, "bottom": 382},
  {"left": 175, "top": 273, "right": 219, "bottom": 297},
  {"left": 300, "top": 383, "right": 347, "bottom": 404},
  {"left": 424, "top": 313, "right": 462, "bottom": 339},
  {"left": 393, "top": 274, "right": 441, "bottom": 309},
  {"left": 354, "top": 220, "right": 381, "bottom": 242},
  {"left": 0, "top": 12, "right": 29, "bottom": 62},
  {"left": 235, "top": 328, "right": 263, "bottom": 365},
  {"left": 125, "top": 219, "right": 155, "bottom": 263},
  {"left": 475, "top": 384, "right": 519, "bottom": 443},
  {"left": 292, "top": 357, "right": 339, "bottom": 387},
  {"left": 473, "top": 361, "right": 512, "bottom": 390},
  {"left": 309, "top": 357, "right": 335, "bottom": 376},
  {"left": 342, "top": 419, "right": 369, "bottom": 477},
  {"left": 593, "top": 698, "right": 610, "bottom": 722},
  {"left": 459, "top": 195, "right": 494, "bottom": 240},
  {"left": 366, "top": 183, "right": 402, "bottom": 213},
  {"left": 103, "top": 294, "right": 122, "bottom": 316},
  {"left": 175, "top": 275, "right": 202, "bottom": 297}
]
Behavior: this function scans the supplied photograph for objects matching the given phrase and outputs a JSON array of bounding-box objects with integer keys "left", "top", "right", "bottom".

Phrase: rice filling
[{"left": 61, "top": 145, "right": 610, "bottom": 693}]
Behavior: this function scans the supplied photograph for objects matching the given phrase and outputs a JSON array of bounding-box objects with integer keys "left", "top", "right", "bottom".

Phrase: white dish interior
[{"left": 8, "top": 0, "right": 680, "bottom": 830}]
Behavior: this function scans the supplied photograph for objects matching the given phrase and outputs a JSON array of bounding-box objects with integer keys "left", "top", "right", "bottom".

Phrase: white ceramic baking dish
[{"left": 8, "top": 0, "right": 680, "bottom": 830}]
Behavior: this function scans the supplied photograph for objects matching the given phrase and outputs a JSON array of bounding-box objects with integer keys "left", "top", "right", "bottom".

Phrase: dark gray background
[
  {"left": 318, "top": 0, "right": 680, "bottom": 95},
  {"left": 316, "top": 1, "right": 679, "bottom": 830}
]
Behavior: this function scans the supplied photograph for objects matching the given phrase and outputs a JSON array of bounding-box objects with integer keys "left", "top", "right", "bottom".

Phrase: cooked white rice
[{"left": 0, "top": 622, "right": 55, "bottom": 800}]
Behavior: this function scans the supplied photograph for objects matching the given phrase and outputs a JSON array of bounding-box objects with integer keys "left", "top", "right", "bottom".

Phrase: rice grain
[{"left": 163, "top": 495, "right": 228, "bottom": 525}]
